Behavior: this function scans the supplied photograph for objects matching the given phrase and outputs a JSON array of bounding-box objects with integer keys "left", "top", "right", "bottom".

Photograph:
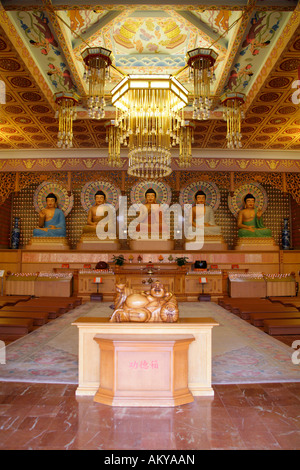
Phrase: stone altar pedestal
[
  {"left": 129, "top": 239, "right": 174, "bottom": 251},
  {"left": 185, "top": 235, "right": 227, "bottom": 251},
  {"left": 25, "top": 237, "right": 70, "bottom": 251},
  {"left": 76, "top": 234, "right": 120, "bottom": 251},
  {"left": 93, "top": 334, "right": 195, "bottom": 407},
  {"left": 235, "top": 237, "right": 279, "bottom": 251}
]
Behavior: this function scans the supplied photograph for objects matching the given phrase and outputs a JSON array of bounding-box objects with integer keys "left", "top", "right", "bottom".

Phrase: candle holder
[{"left": 91, "top": 276, "right": 103, "bottom": 302}]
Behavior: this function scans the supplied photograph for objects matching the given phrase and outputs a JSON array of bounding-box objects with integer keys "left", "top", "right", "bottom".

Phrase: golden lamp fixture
[
  {"left": 186, "top": 48, "right": 218, "bottom": 120},
  {"left": 105, "top": 120, "right": 122, "bottom": 168},
  {"left": 54, "top": 92, "right": 79, "bottom": 149},
  {"left": 81, "top": 47, "right": 112, "bottom": 120},
  {"left": 178, "top": 121, "right": 195, "bottom": 169},
  {"left": 221, "top": 92, "right": 245, "bottom": 149},
  {"left": 111, "top": 74, "right": 188, "bottom": 178}
]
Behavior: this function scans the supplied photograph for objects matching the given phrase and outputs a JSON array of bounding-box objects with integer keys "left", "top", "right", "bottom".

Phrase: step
[{"left": 263, "top": 319, "right": 300, "bottom": 335}]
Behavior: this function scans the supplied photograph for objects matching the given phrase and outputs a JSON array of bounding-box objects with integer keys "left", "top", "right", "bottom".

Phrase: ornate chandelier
[
  {"left": 54, "top": 92, "right": 79, "bottom": 149},
  {"left": 186, "top": 48, "right": 218, "bottom": 120},
  {"left": 81, "top": 47, "right": 112, "bottom": 119},
  {"left": 111, "top": 74, "right": 188, "bottom": 178},
  {"left": 178, "top": 121, "right": 195, "bottom": 168},
  {"left": 221, "top": 92, "right": 245, "bottom": 149},
  {"left": 105, "top": 120, "right": 122, "bottom": 168}
]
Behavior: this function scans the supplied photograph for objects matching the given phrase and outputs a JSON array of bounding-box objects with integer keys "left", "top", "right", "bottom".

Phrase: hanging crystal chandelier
[
  {"left": 178, "top": 121, "right": 195, "bottom": 168},
  {"left": 111, "top": 74, "right": 188, "bottom": 178},
  {"left": 54, "top": 92, "right": 79, "bottom": 149},
  {"left": 186, "top": 48, "right": 218, "bottom": 120},
  {"left": 105, "top": 120, "right": 122, "bottom": 168},
  {"left": 81, "top": 47, "right": 112, "bottom": 119},
  {"left": 221, "top": 92, "right": 245, "bottom": 149}
]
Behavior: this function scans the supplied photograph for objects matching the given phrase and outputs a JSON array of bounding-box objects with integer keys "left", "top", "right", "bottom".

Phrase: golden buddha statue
[
  {"left": 110, "top": 282, "right": 179, "bottom": 323},
  {"left": 235, "top": 193, "right": 277, "bottom": 251},
  {"left": 129, "top": 187, "right": 174, "bottom": 250},
  {"left": 77, "top": 190, "right": 120, "bottom": 250},
  {"left": 83, "top": 190, "right": 109, "bottom": 234},
  {"left": 237, "top": 193, "right": 272, "bottom": 238}
]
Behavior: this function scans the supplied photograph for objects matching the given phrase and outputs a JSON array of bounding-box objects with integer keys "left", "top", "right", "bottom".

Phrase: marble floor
[{"left": 0, "top": 380, "right": 300, "bottom": 450}]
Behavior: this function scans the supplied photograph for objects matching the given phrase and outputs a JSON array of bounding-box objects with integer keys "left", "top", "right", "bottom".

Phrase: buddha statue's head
[
  {"left": 46, "top": 193, "right": 58, "bottom": 209},
  {"left": 195, "top": 190, "right": 206, "bottom": 205},
  {"left": 94, "top": 190, "right": 106, "bottom": 206},
  {"left": 150, "top": 282, "right": 166, "bottom": 298},
  {"left": 145, "top": 188, "right": 157, "bottom": 204},
  {"left": 244, "top": 193, "right": 255, "bottom": 209}
]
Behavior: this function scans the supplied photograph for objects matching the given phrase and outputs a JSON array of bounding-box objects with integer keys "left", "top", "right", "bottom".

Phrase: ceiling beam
[
  {"left": 212, "top": 0, "right": 257, "bottom": 107},
  {"left": 72, "top": 10, "right": 123, "bottom": 51},
  {"left": 0, "top": 1, "right": 297, "bottom": 12},
  {"left": 176, "top": 10, "right": 228, "bottom": 51},
  {"left": 244, "top": 0, "right": 300, "bottom": 112},
  {"left": 0, "top": 2, "right": 55, "bottom": 109},
  {"left": 42, "top": 0, "right": 86, "bottom": 96}
]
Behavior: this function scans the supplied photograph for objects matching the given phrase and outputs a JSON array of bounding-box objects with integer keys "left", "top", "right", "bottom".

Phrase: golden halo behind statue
[
  {"left": 179, "top": 180, "right": 221, "bottom": 210},
  {"left": 33, "top": 181, "right": 74, "bottom": 216},
  {"left": 80, "top": 180, "right": 121, "bottom": 211},
  {"left": 130, "top": 180, "right": 172, "bottom": 205},
  {"left": 228, "top": 181, "right": 268, "bottom": 218}
]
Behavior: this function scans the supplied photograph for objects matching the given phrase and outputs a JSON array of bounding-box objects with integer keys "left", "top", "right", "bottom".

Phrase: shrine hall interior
[{"left": 0, "top": 0, "right": 299, "bottom": 451}]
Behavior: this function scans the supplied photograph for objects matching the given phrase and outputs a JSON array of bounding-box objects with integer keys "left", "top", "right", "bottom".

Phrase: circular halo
[
  {"left": 130, "top": 180, "right": 172, "bottom": 205},
  {"left": 228, "top": 181, "right": 268, "bottom": 218},
  {"left": 33, "top": 181, "right": 74, "bottom": 216},
  {"left": 80, "top": 180, "right": 121, "bottom": 211},
  {"left": 179, "top": 180, "right": 221, "bottom": 210}
]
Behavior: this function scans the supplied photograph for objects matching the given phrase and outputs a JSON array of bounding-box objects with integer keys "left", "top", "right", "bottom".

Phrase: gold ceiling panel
[{"left": 0, "top": 3, "right": 299, "bottom": 154}]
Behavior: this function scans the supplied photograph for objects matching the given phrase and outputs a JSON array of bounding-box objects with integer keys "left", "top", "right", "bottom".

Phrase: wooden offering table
[
  {"left": 34, "top": 272, "right": 73, "bottom": 297},
  {"left": 94, "top": 334, "right": 195, "bottom": 407},
  {"left": 264, "top": 275, "right": 296, "bottom": 297},
  {"left": 72, "top": 316, "right": 219, "bottom": 398},
  {"left": 228, "top": 273, "right": 266, "bottom": 298}
]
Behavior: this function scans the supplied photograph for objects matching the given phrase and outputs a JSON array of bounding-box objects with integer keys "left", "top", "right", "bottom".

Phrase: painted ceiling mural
[{"left": 0, "top": 0, "right": 299, "bottom": 153}]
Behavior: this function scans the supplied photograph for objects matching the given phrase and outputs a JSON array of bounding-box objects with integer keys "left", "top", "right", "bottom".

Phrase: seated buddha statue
[
  {"left": 129, "top": 187, "right": 174, "bottom": 249},
  {"left": 191, "top": 190, "right": 222, "bottom": 236},
  {"left": 33, "top": 193, "right": 66, "bottom": 238},
  {"left": 79, "top": 190, "right": 119, "bottom": 250},
  {"left": 185, "top": 190, "right": 226, "bottom": 250},
  {"left": 83, "top": 190, "right": 110, "bottom": 234},
  {"left": 237, "top": 193, "right": 272, "bottom": 238},
  {"left": 136, "top": 188, "right": 166, "bottom": 238}
]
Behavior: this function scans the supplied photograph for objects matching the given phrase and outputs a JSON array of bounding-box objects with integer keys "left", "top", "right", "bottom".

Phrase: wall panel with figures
[{"left": 9, "top": 170, "right": 292, "bottom": 250}]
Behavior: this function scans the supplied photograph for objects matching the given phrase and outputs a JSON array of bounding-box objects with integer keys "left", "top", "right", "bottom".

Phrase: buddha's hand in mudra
[{"left": 256, "top": 209, "right": 263, "bottom": 218}]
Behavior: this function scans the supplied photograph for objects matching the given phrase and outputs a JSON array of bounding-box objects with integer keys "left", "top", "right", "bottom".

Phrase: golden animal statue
[{"left": 110, "top": 282, "right": 179, "bottom": 323}]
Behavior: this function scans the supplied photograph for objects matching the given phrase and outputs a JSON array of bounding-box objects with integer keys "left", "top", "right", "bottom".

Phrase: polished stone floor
[{"left": 0, "top": 380, "right": 300, "bottom": 450}]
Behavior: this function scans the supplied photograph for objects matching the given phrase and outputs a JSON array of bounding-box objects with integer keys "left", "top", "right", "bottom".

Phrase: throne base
[
  {"left": 25, "top": 237, "right": 70, "bottom": 251},
  {"left": 235, "top": 237, "right": 279, "bottom": 251},
  {"left": 129, "top": 239, "right": 175, "bottom": 251},
  {"left": 77, "top": 234, "right": 120, "bottom": 251},
  {"left": 185, "top": 235, "right": 227, "bottom": 251}
]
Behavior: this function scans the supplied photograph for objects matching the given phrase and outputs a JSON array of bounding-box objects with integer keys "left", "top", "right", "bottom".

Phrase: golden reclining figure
[{"left": 110, "top": 282, "right": 179, "bottom": 323}]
